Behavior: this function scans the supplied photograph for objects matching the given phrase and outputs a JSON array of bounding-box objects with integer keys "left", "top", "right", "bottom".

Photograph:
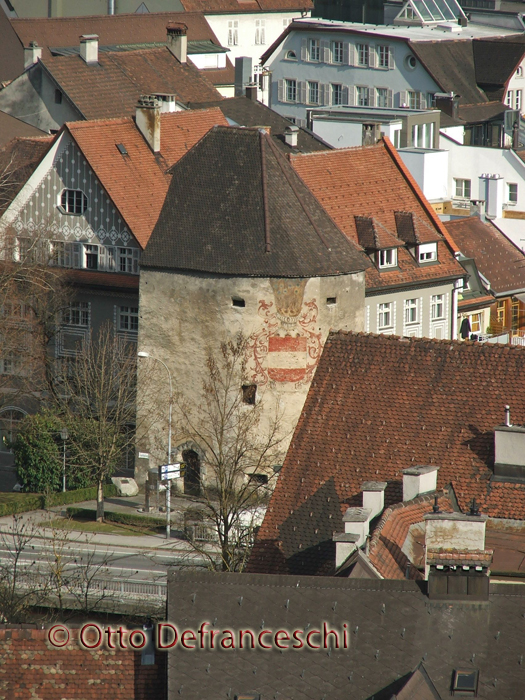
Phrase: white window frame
[
  {"left": 357, "top": 43, "right": 369, "bottom": 66},
  {"left": 507, "top": 182, "right": 518, "bottom": 204},
  {"left": 431, "top": 294, "right": 445, "bottom": 320},
  {"left": 378, "top": 248, "right": 397, "bottom": 268},
  {"left": 357, "top": 85, "right": 369, "bottom": 107},
  {"left": 83, "top": 244, "right": 99, "bottom": 270},
  {"left": 285, "top": 78, "right": 297, "bottom": 103},
  {"left": 119, "top": 306, "right": 139, "bottom": 333},
  {"left": 62, "top": 301, "right": 90, "bottom": 327},
  {"left": 378, "top": 302, "right": 393, "bottom": 330},
  {"left": 506, "top": 89, "right": 513, "bottom": 108},
  {"left": 418, "top": 242, "right": 437, "bottom": 263},
  {"left": 308, "top": 38, "right": 320, "bottom": 62},
  {"left": 332, "top": 83, "right": 343, "bottom": 106},
  {"left": 332, "top": 41, "right": 344, "bottom": 64},
  {"left": 255, "top": 18, "right": 266, "bottom": 45},
  {"left": 59, "top": 188, "right": 87, "bottom": 215},
  {"left": 118, "top": 247, "right": 139, "bottom": 273},
  {"left": 378, "top": 45, "right": 390, "bottom": 68},
  {"left": 404, "top": 298, "right": 419, "bottom": 324},
  {"left": 308, "top": 81, "right": 319, "bottom": 105},
  {"left": 516, "top": 90, "right": 522, "bottom": 111},
  {"left": 454, "top": 178, "right": 471, "bottom": 199},
  {"left": 227, "top": 20, "right": 238, "bottom": 46}
]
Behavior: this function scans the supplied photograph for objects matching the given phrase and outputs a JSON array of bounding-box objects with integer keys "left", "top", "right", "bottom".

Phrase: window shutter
[
  {"left": 368, "top": 87, "right": 376, "bottom": 107},
  {"left": 301, "top": 37, "right": 307, "bottom": 61},
  {"left": 99, "top": 246, "right": 107, "bottom": 271},
  {"left": 419, "top": 92, "right": 427, "bottom": 109},
  {"left": 347, "top": 85, "right": 356, "bottom": 106},
  {"left": 321, "top": 40, "right": 330, "bottom": 63},
  {"left": 342, "top": 85, "right": 349, "bottom": 106},
  {"left": 348, "top": 43, "right": 356, "bottom": 66},
  {"left": 399, "top": 90, "right": 407, "bottom": 107},
  {"left": 343, "top": 42, "right": 349, "bottom": 64},
  {"left": 320, "top": 83, "right": 330, "bottom": 105},
  {"left": 278, "top": 79, "right": 285, "bottom": 102},
  {"left": 132, "top": 249, "right": 140, "bottom": 274},
  {"left": 299, "top": 80, "right": 307, "bottom": 104},
  {"left": 388, "top": 46, "right": 395, "bottom": 69},
  {"left": 261, "top": 20, "right": 265, "bottom": 45},
  {"left": 387, "top": 88, "right": 394, "bottom": 108},
  {"left": 64, "top": 242, "right": 72, "bottom": 268},
  {"left": 106, "top": 246, "right": 116, "bottom": 271},
  {"left": 72, "top": 243, "right": 82, "bottom": 269},
  {"left": 369, "top": 45, "right": 377, "bottom": 68},
  {"left": 297, "top": 118, "right": 307, "bottom": 128}
]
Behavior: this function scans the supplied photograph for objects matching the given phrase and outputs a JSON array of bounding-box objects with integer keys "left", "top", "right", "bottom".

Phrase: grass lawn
[{"left": 42, "top": 516, "right": 162, "bottom": 537}]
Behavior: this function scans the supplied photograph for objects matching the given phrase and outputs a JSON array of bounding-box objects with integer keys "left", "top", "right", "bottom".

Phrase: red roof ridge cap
[{"left": 66, "top": 116, "right": 133, "bottom": 130}]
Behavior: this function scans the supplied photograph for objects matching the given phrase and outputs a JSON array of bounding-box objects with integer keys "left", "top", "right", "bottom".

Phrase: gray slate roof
[
  {"left": 142, "top": 126, "right": 369, "bottom": 277},
  {"left": 167, "top": 570, "right": 525, "bottom": 700}
]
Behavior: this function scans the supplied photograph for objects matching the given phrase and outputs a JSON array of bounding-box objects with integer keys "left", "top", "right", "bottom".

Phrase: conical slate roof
[{"left": 142, "top": 126, "right": 369, "bottom": 277}]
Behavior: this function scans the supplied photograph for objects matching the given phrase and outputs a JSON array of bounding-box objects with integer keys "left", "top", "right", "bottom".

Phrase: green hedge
[
  {"left": 66, "top": 506, "right": 165, "bottom": 528},
  {"left": 0, "top": 494, "right": 44, "bottom": 517},
  {"left": 43, "top": 484, "right": 118, "bottom": 508}
]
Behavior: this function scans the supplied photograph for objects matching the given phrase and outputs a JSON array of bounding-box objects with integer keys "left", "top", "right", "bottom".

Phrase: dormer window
[
  {"left": 418, "top": 242, "right": 437, "bottom": 263},
  {"left": 378, "top": 248, "right": 397, "bottom": 268}
]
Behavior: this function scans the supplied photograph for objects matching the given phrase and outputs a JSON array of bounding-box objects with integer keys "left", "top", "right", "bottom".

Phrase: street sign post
[{"left": 158, "top": 463, "right": 185, "bottom": 539}]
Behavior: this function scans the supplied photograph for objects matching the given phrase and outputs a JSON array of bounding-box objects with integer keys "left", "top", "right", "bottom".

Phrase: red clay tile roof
[
  {"left": 290, "top": 140, "right": 464, "bottom": 291},
  {"left": 180, "top": 0, "right": 312, "bottom": 10},
  {"left": 368, "top": 492, "right": 454, "bottom": 580},
  {"left": 66, "top": 107, "right": 229, "bottom": 249},
  {"left": 249, "top": 332, "right": 525, "bottom": 575},
  {"left": 445, "top": 216, "right": 525, "bottom": 296},
  {"left": 11, "top": 12, "right": 222, "bottom": 62},
  {"left": 42, "top": 48, "right": 222, "bottom": 122},
  {"left": 0, "top": 627, "right": 165, "bottom": 700},
  {"left": 426, "top": 548, "right": 493, "bottom": 565}
]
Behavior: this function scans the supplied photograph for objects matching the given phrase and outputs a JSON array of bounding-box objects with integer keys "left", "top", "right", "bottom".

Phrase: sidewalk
[{"left": 0, "top": 491, "right": 215, "bottom": 555}]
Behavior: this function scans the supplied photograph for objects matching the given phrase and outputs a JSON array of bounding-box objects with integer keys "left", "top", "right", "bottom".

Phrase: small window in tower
[
  {"left": 326, "top": 297, "right": 337, "bottom": 306},
  {"left": 232, "top": 297, "right": 245, "bottom": 308},
  {"left": 242, "top": 384, "right": 257, "bottom": 405}
]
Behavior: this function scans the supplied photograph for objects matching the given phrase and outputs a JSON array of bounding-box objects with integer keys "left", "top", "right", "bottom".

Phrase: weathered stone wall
[{"left": 136, "top": 268, "right": 365, "bottom": 484}]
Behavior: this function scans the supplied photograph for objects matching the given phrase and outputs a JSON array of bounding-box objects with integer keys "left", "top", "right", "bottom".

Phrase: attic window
[
  {"left": 452, "top": 669, "right": 479, "bottom": 696},
  {"left": 326, "top": 297, "right": 337, "bottom": 305},
  {"left": 116, "top": 143, "right": 128, "bottom": 156},
  {"left": 242, "top": 384, "right": 257, "bottom": 405},
  {"left": 418, "top": 242, "right": 437, "bottom": 263},
  {"left": 232, "top": 297, "right": 245, "bottom": 308},
  {"left": 249, "top": 473, "right": 269, "bottom": 485},
  {"left": 285, "top": 50, "right": 297, "bottom": 60},
  {"left": 54, "top": 89, "right": 62, "bottom": 104},
  {"left": 60, "top": 189, "right": 87, "bottom": 215},
  {"left": 378, "top": 248, "right": 397, "bottom": 268}
]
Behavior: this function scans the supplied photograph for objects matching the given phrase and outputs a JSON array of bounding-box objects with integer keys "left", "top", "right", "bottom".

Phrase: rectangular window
[
  {"left": 471, "top": 312, "right": 482, "bottom": 333},
  {"left": 506, "top": 90, "right": 514, "bottom": 108},
  {"left": 496, "top": 300, "right": 505, "bottom": 327},
  {"left": 332, "top": 83, "right": 343, "bottom": 106},
  {"left": 119, "top": 306, "right": 139, "bottom": 332},
  {"left": 427, "top": 92, "right": 436, "bottom": 108},
  {"left": 332, "top": 41, "right": 343, "bottom": 63},
  {"left": 118, "top": 247, "right": 136, "bottom": 273},
  {"left": 431, "top": 294, "right": 444, "bottom": 320},
  {"left": 308, "top": 38, "right": 320, "bottom": 62},
  {"left": 454, "top": 178, "right": 471, "bottom": 199},
  {"left": 63, "top": 302, "right": 89, "bottom": 327},
  {"left": 512, "top": 300, "right": 519, "bottom": 330},
  {"left": 227, "top": 20, "right": 238, "bottom": 46},
  {"left": 404, "top": 298, "right": 419, "bottom": 324},
  {"left": 407, "top": 90, "right": 418, "bottom": 109},
  {"left": 418, "top": 242, "right": 437, "bottom": 262},
  {"left": 357, "top": 43, "right": 369, "bottom": 66},
  {"left": 308, "top": 81, "right": 319, "bottom": 105},
  {"left": 0, "top": 352, "right": 22, "bottom": 376},
  {"left": 285, "top": 79, "right": 297, "bottom": 102},
  {"left": 376, "top": 87, "right": 388, "bottom": 108},
  {"left": 378, "top": 45, "right": 390, "bottom": 68},
  {"left": 255, "top": 19, "right": 265, "bottom": 45},
  {"left": 508, "top": 182, "right": 518, "bottom": 203},
  {"left": 84, "top": 244, "right": 98, "bottom": 270},
  {"left": 378, "top": 302, "right": 393, "bottom": 329},
  {"left": 357, "top": 85, "right": 369, "bottom": 107},
  {"left": 378, "top": 248, "right": 397, "bottom": 268},
  {"left": 516, "top": 90, "right": 522, "bottom": 111}
]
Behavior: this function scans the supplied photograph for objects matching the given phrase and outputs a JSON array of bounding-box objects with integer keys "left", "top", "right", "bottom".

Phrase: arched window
[{"left": 285, "top": 50, "right": 297, "bottom": 60}]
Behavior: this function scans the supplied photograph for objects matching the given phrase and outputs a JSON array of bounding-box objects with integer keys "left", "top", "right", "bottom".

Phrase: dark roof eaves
[{"left": 139, "top": 262, "right": 368, "bottom": 277}]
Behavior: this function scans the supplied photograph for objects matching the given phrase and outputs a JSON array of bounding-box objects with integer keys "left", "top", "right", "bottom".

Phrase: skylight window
[
  {"left": 452, "top": 669, "right": 479, "bottom": 696},
  {"left": 116, "top": 143, "right": 128, "bottom": 156},
  {"left": 395, "top": 0, "right": 466, "bottom": 24}
]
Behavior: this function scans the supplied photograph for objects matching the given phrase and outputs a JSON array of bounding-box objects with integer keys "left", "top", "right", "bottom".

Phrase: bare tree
[
  {"left": 53, "top": 323, "right": 138, "bottom": 521},
  {"left": 174, "top": 334, "right": 286, "bottom": 572}
]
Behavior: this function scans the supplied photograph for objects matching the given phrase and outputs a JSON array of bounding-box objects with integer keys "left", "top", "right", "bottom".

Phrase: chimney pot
[
  {"left": 80, "top": 34, "right": 99, "bottom": 64},
  {"left": 135, "top": 95, "right": 161, "bottom": 153},
  {"left": 342, "top": 507, "right": 371, "bottom": 548},
  {"left": 245, "top": 83, "right": 258, "bottom": 101},
  {"left": 166, "top": 23, "right": 187, "bottom": 64},
  {"left": 284, "top": 124, "right": 299, "bottom": 148},
  {"left": 361, "top": 481, "right": 387, "bottom": 520}
]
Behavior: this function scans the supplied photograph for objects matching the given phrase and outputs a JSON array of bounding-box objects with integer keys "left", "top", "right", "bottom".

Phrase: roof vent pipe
[{"left": 505, "top": 405, "right": 511, "bottom": 427}]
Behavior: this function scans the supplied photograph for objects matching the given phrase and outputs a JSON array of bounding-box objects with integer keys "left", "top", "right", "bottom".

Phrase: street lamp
[
  {"left": 60, "top": 427, "right": 68, "bottom": 493},
  {"left": 138, "top": 351, "right": 173, "bottom": 539}
]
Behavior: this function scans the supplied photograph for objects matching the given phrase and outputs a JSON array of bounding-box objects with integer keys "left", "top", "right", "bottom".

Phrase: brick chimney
[
  {"left": 166, "top": 23, "right": 187, "bottom": 64},
  {"left": 402, "top": 465, "right": 439, "bottom": 502},
  {"left": 80, "top": 34, "right": 99, "bottom": 64},
  {"left": 135, "top": 95, "right": 161, "bottom": 153},
  {"left": 24, "top": 41, "right": 42, "bottom": 69}
]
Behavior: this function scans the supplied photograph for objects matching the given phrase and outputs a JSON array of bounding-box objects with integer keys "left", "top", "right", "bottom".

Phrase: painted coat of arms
[{"left": 246, "top": 278, "right": 322, "bottom": 387}]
